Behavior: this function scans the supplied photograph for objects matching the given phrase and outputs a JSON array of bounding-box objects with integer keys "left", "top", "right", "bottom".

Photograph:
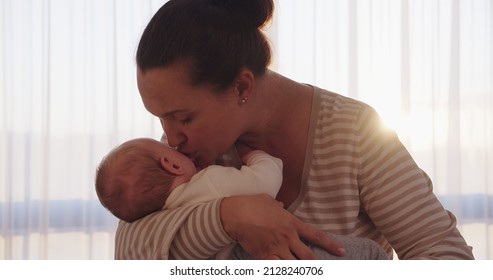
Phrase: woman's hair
[
  {"left": 95, "top": 142, "right": 175, "bottom": 222},
  {"left": 136, "top": 0, "right": 274, "bottom": 90}
]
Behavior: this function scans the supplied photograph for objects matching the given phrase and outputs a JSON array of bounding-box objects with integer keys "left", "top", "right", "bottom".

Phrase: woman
[{"left": 114, "top": 0, "right": 474, "bottom": 259}]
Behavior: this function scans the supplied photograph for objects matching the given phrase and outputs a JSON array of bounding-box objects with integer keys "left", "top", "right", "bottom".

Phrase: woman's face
[{"left": 137, "top": 64, "right": 245, "bottom": 169}]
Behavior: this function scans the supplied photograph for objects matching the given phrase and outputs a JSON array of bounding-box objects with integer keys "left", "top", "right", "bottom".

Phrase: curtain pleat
[
  {"left": 1, "top": 0, "right": 163, "bottom": 259},
  {"left": 272, "top": 0, "right": 492, "bottom": 260}
]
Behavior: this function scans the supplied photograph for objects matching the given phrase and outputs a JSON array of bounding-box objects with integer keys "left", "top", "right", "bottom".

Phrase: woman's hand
[{"left": 220, "top": 194, "right": 345, "bottom": 260}]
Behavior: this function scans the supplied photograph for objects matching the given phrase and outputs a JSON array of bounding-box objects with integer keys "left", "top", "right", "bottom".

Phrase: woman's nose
[
  {"left": 159, "top": 119, "right": 183, "bottom": 147},
  {"left": 164, "top": 131, "right": 186, "bottom": 148},
  {"left": 163, "top": 127, "right": 186, "bottom": 148}
]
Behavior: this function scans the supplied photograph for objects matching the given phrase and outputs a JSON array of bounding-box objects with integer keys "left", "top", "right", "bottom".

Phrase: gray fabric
[
  {"left": 311, "top": 234, "right": 388, "bottom": 260},
  {"left": 227, "top": 233, "right": 388, "bottom": 260}
]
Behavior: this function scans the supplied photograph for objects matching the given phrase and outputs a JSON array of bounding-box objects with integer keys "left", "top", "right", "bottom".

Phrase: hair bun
[{"left": 209, "top": 0, "right": 273, "bottom": 28}]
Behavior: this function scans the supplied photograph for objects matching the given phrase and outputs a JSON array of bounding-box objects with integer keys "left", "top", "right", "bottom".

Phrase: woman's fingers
[
  {"left": 296, "top": 222, "right": 345, "bottom": 257},
  {"left": 291, "top": 237, "right": 321, "bottom": 260},
  {"left": 287, "top": 240, "right": 317, "bottom": 260}
]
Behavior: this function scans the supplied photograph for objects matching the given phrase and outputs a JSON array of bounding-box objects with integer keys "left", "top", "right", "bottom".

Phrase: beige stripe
[
  {"left": 194, "top": 203, "right": 219, "bottom": 257},
  {"left": 383, "top": 207, "right": 447, "bottom": 240},
  {"left": 201, "top": 200, "right": 234, "bottom": 252},
  {"left": 170, "top": 199, "right": 231, "bottom": 259},
  {"left": 205, "top": 200, "right": 232, "bottom": 250}
]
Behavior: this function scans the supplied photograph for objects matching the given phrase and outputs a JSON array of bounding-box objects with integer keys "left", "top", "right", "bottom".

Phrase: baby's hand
[{"left": 235, "top": 142, "right": 255, "bottom": 164}]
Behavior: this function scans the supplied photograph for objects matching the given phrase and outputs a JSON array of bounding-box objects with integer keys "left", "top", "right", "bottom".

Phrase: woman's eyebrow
[{"left": 160, "top": 109, "right": 190, "bottom": 118}]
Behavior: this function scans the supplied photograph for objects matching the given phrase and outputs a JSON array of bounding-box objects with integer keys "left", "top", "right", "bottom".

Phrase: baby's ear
[{"left": 160, "top": 157, "right": 184, "bottom": 176}]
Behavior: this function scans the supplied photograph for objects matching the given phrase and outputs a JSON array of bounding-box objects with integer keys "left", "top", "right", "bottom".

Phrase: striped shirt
[{"left": 114, "top": 87, "right": 474, "bottom": 260}]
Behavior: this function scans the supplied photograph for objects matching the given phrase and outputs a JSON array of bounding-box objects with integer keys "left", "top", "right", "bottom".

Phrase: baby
[
  {"left": 95, "top": 137, "right": 388, "bottom": 260},
  {"left": 95, "top": 137, "right": 282, "bottom": 223}
]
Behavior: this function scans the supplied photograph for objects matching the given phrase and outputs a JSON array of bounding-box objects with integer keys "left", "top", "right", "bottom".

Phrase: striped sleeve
[
  {"left": 356, "top": 105, "right": 474, "bottom": 259},
  {"left": 114, "top": 198, "right": 233, "bottom": 259}
]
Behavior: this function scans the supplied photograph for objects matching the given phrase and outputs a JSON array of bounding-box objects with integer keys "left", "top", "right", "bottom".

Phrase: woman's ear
[
  {"left": 235, "top": 68, "right": 255, "bottom": 105},
  {"left": 160, "top": 156, "right": 184, "bottom": 176}
]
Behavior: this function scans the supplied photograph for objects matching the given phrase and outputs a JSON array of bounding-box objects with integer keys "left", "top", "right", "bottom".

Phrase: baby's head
[{"left": 95, "top": 138, "right": 196, "bottom": 222}]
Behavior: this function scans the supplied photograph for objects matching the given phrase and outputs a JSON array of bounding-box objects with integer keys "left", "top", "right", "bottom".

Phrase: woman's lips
[
  {"left": 180, "top": 150, "right": 210, "bottom": 169},
  {"left": 187, "top": 153, "right": 203, "bottom": 170},
  {"left": 181, "top": 151, "right": 197, "bottom": 161}
]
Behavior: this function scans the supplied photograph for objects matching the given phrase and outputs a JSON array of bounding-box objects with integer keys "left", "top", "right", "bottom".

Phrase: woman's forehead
[
  {"left": 137, "top": 68, "right": 196, "bottom": 112},
  {"left": 137, "top": 67, "right": 188, "bottom": 98},
  {"left": 137, "top": 67, "right": 231, "bottom": 117}
]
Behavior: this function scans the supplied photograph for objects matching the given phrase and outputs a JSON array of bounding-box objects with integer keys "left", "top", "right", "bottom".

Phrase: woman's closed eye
[
  {"left": 174, "top": 114, "right": 193, "bottom": 125},
  {"left": 179, "top": 117, "right": 192, "bottom": 125}
]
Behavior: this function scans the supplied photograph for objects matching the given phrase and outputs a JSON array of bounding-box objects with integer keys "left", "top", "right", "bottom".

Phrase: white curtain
[
  {"left": 0, "top": 0, "right": 165, "bottom": 259},
  {"left": 1, "top": 0, "right": 491, "bottom": 259},
  {"left": 271, "top": 0, "right": 493, "bottom": 259}
]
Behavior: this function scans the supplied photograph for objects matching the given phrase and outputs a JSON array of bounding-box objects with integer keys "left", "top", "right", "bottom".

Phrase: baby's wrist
[{"left": 242, "top": 150, "right": 264, "bottom": 164}]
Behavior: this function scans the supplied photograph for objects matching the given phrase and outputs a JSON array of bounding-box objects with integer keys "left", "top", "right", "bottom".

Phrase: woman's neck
[
  {"left": 238, "top": 70, "right": 313, "bottom": 159},
  {"left": 238, "top": 70, "right": 314, "bottom": 206}
]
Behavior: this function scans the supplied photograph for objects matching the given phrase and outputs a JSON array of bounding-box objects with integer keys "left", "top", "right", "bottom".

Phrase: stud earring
[{"left": 241, "top": 97, "right": 248, "bottom": 104}]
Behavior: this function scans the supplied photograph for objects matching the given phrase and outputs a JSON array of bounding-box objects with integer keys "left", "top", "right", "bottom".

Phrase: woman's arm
[
  {"left": 214, "top": 145, "right": 345, "bottom": 259},
  {"left": 115, "top": 199, "right": 233, "bottom": 259},
  {"left": 116, "top": 136, "right": 343, "bottom": 260},
  {"left": 356, "top": 106, "right": 474, "bottom": 259},
  {"left": 115, "top": 194, "right": 344, "bottom": 260}
]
